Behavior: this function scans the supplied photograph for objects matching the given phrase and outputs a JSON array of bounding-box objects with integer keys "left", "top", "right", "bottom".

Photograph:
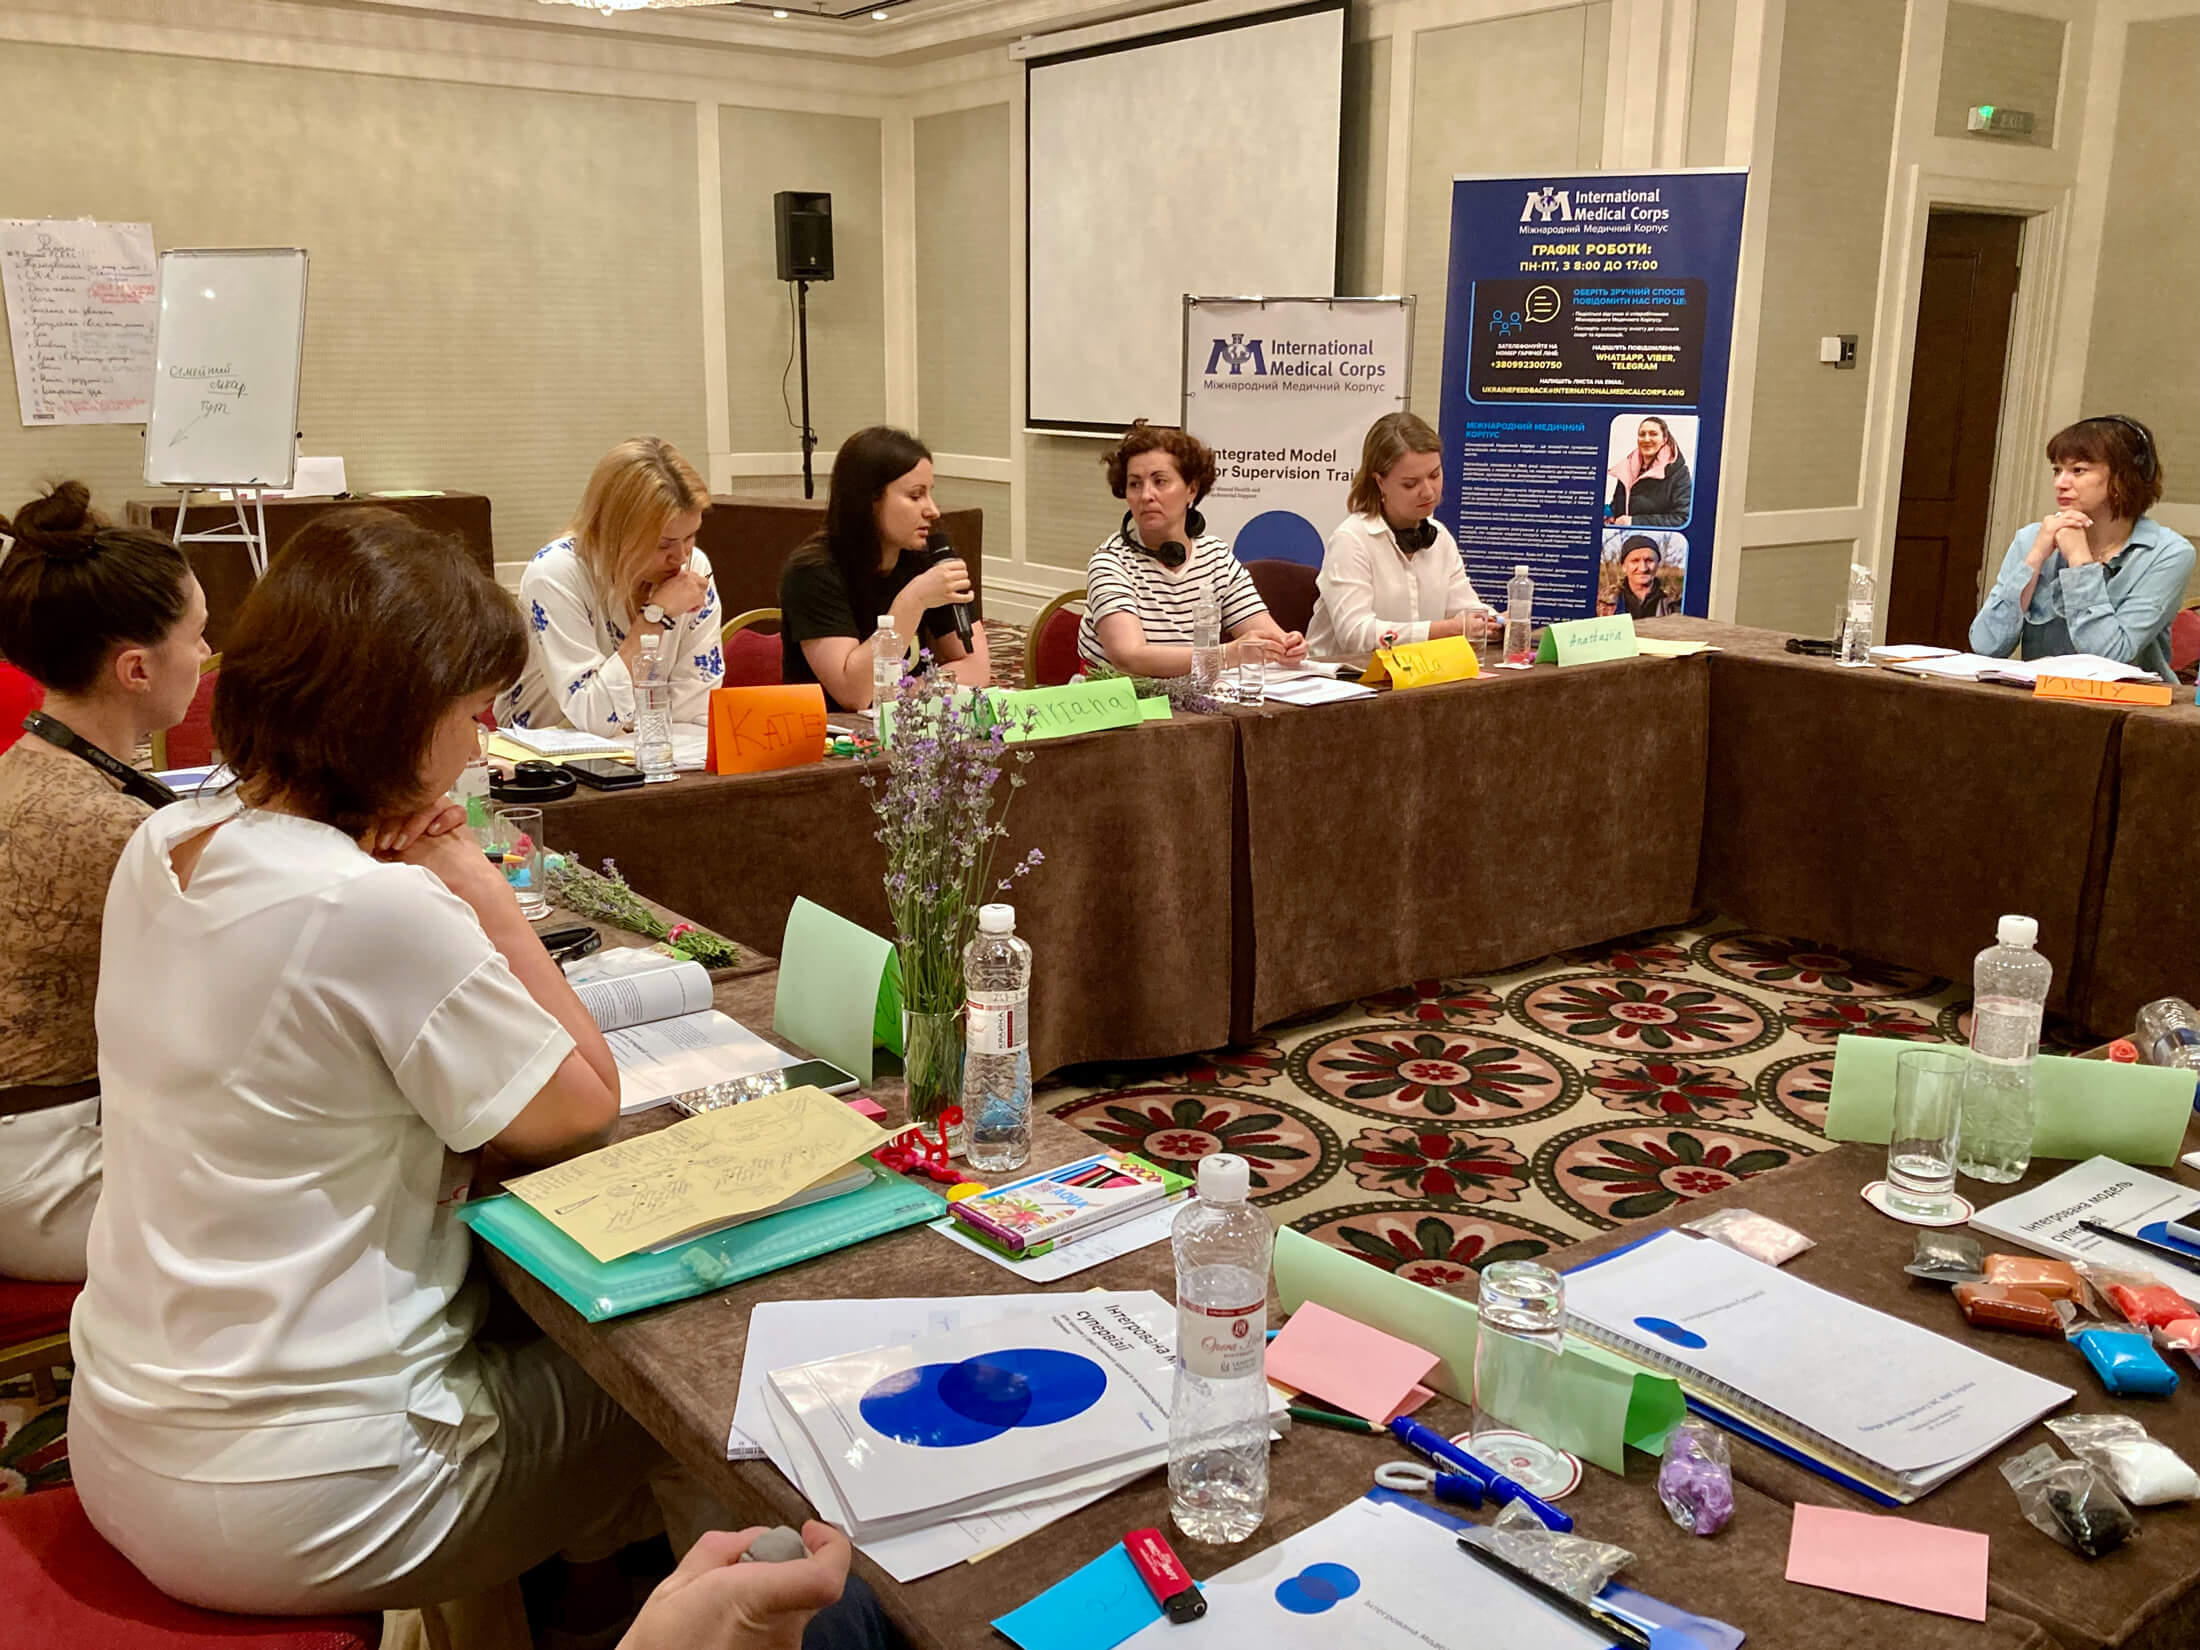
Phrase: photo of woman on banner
[
  {"left": 1306, "top": 412, "right": 1496, "bottom": 668},
  {"left": 1598, "top": 531, "right": 1685, "bottom": 620},
  {"left": 1606, "top": 414, "right": 1694, "bottom": 527}
]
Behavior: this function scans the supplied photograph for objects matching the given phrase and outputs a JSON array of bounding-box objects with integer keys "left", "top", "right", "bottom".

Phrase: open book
[
  {"left": 1881, "top": 650, "right": 2156, "bottom": 686},
  {"left": 567, "top": 950, "right": 793, "bottom": 1114}
]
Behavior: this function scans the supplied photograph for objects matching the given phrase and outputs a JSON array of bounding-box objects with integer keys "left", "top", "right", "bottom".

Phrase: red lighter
[{"left": 1123, "top": 1527, "right": 1205, "bottom": 1624}]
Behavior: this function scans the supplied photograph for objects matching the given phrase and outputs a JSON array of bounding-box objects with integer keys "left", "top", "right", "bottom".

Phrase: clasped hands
[{"left": 2031, "top": 508, "right": 2098, "bottom": 568}]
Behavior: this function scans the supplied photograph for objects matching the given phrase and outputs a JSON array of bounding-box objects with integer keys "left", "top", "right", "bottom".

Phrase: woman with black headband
[
  {"left": 1079, "top": 420, "right": 1304, "bottom": 675},
  {"left": 0, "top": 481, "right": 208, "bottom": 1279},
  {"left": 1970, "top": 414, "right": 2192, "bottom": 683}
]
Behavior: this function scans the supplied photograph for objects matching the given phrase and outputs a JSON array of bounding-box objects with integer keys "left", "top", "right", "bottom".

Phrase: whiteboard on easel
[{"left": 143, "top": 247, "right": 307, "bottom": 488}]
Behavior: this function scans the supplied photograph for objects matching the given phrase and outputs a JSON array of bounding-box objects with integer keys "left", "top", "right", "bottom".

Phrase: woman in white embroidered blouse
[
  {"left": 1306, "top": 413, "right": 1494, "bottom": 667},
  {"left": 497, "top": 437, "right": 724, "bottom": 735}
]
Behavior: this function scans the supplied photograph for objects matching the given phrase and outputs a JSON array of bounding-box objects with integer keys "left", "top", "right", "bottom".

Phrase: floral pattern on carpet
[
  {"left": 0, "top": 1370, "right": 69, "bottom": 1498},
  {"left": 1044, "top": 915, "right": 2080, "bottom": 1274}
]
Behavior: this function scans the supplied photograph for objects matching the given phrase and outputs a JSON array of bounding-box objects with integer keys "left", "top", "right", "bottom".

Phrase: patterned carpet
[
  {"left": 1042, "top": 914, "right": 2095, "bottom": 1286},
  {"left": 0, "top": 1368, "right": 69, "bottom": 1497}
]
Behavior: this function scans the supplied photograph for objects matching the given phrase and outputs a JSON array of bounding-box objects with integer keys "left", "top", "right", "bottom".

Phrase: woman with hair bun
[{"left": 0, "top": 481, "right": 207, "bottom": 1280}]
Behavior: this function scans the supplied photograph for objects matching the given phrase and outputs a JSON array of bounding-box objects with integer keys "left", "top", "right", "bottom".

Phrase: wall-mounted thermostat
[{"left": 1967, "top": 105, "right": 2036, "bottom": 137}]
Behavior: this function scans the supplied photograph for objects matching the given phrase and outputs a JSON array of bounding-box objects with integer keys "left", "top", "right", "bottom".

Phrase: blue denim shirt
[{"left": 1969, "top": 515, "right": 2195, "bottom": 683}]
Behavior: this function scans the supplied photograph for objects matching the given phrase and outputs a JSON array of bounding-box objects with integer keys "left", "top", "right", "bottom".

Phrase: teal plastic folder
[{"left": 461, "top": 1164, "right": 947, "bottom": 1322}]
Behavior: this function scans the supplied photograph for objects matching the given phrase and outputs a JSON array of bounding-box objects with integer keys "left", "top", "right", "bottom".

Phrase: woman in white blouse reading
[
  {"left": 498, "top": 436, "right": 724, "bottom": 736},
  {"left": 1306, "top": 413, "right": 1494, "bottom": 668},
  {"left": 65, "top": 509, "right": 871, "bottom": 1648}
]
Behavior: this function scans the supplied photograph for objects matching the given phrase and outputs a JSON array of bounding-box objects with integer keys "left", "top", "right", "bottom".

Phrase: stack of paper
[
  {"left": 1261, "top": 667, "right": 1378, "bottom": 706},
  {"left": 1971, "top": 1156, "right": 2200, "bottom": 1308},
  {"left": 1882, "top": 650, "right": 2156, "bottom": 687},
  {"left": 497, "top": 726, "right": 633, "bottom": 759}
]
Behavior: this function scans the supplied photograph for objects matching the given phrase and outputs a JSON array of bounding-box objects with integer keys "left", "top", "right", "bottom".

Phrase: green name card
[
  {"left": 1535, "top": 613, "right": 1640, "bottom": 665},
  {"left": 987, "top": 677, "right": 1144, "bottom": 742},
  {"left": 1137, "top": 695, "right": 1174, "bottom": 722}
]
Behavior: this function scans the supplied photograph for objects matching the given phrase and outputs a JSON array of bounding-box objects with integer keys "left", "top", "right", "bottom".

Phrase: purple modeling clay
[{"left": 1657, "top": 1419, "right": 1734, "bottom": 1536}]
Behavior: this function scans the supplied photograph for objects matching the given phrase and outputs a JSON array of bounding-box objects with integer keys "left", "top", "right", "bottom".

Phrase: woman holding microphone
[
  {"left": 780, "top": 426, "right": 991, "bottom": 711},
  {"left": 1307, "top": 412, "right": 1493, "bottom": 667},
  {"left": 1079, "top": 421, "right": 1303, "bottom": 676}
]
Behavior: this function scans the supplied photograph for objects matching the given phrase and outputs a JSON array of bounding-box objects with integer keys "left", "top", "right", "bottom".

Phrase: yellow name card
[
  {"left": 1360, "top": 632, "right": 1481, "bottom": 690},
  {"left": 2033, "top": 675, "right": 2172, "bottom": 707}
]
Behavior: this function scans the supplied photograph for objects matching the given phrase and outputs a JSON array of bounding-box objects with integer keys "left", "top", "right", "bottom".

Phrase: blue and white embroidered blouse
[{"left": 496, "top": 537, "right": 724, "bottom": 734}]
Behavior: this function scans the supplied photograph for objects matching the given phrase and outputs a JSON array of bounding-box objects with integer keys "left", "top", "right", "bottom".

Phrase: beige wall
[
  {"left": 1742, "top": 0, "right": 1907, "bottom": 512},
  {"left": 1732, "top": 540, "right": 1854, "bottom": 633},
  {"left": 1024, "top": 435, "right": 1116, "bottom": 574},
  {"left": 1401, "top": 4, "right": 1610, "bottom": 418},
  {"left": 0, "top": 40, "right": 707, "bottom": 568},
  {"left": 1935, "top": 4, "right": 2065, "bottom": 146},
  {"left": 2084, "top": 15, "right": 2200, "bottom": 510},
  {"left": 1687, "top": 0, "right": 1737, "bottom": 167},
  {"left": 915, "top": 104, "right": 1011, "bottom": 458},
  {"left": 1338, "top": 37, "right": 1392, "bottom": 296}
]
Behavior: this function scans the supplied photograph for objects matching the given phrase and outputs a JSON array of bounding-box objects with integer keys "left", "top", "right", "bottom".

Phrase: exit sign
[{"left": 1967, "top": 105, "right": 2037, "bottom": 137}]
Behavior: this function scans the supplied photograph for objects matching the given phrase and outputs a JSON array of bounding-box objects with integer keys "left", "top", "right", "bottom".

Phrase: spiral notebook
[{"left": 1562, "top": 1230, "right": 2070, "bottom": 1504}]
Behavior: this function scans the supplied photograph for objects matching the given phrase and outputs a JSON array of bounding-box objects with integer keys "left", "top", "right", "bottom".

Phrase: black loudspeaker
[{"left": 774, "top": 191, "right": 834, "bottom": 283}]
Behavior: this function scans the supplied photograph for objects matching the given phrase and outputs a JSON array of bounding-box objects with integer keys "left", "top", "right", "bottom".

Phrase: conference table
[
  {"left": 481, "top": 921, "right": 2085, "bottom": 1650},
  {"left": 533, "top": 619, "right": 2198, "bottom": 1071}
]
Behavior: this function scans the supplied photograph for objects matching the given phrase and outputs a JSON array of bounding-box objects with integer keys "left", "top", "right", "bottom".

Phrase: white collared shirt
[
  {"left": 1306, "top": 512, "right": 1489, "bottom": 667},
  {"left": 71, "top": 793, "right": 573, "bottom": 1484}
]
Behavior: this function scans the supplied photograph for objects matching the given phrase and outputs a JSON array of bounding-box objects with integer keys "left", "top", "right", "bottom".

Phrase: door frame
[{"left": 1858, "top": 171, "right": 2071, "bottom": 633}]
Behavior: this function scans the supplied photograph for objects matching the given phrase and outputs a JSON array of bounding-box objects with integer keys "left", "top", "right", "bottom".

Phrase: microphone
[{"left": 927, "top": 529, "right": 975, "bottom": 651}]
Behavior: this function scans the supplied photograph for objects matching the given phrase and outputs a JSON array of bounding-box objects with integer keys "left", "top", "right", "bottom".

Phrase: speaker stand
[{"left": 795, "top": 278, "right": 818, "bottom": 500}]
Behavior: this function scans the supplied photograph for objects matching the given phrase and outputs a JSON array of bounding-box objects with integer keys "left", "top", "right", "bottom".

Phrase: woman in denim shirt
[{"left": 1971, "top": 415, "right": 2193, "bottom": 683}]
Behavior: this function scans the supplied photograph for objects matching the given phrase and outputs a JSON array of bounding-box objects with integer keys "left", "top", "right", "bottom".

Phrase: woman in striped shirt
[{"left": 1078, "top": 422, "right": 1306, "bottom": 676}]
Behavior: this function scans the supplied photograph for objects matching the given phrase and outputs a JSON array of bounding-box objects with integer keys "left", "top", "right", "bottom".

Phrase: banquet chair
[
  {"left": 0, "top": 1278, "right": 79, "bottom": 1406},
  {"left": 0, "top": 661, "right": 43, "bottom": 755},
  {"left": 1025, "top": 588, "right": 1086, "bottom": 688},
  {"left": 149, "top": 654, "right": 221, "bottom": 771},
  {"left": 2170, "top": 605, "right": 2200, "bottom": 682},
  {"left": 719, "top": 608, "right": 784, "bottom": 687},
  {"left": 1245, "top": 559, "right": 1320, "bottom": 637}
]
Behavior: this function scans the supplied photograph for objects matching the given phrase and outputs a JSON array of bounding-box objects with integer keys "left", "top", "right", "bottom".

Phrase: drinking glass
[
  {"left": 494, "top": 805, "right": 549, "bottom": 921},
  {"left": 1235, "top": 647, "right": 1267, "bottom": 707},
  {"left": 1471, "top": 1260, "right": 1565, "bottom": 1456},
  {"left": 1887, "top": 1048, "right": 1967, "bottom": 1216}
]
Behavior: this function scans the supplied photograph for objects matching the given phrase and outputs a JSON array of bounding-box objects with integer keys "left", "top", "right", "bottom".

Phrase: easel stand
[
  {"left": 169, "top": 487, "right": 271, "bottom": 578},
  {"left": 795, "top": 278, "right": 818, "bottom": 500}
]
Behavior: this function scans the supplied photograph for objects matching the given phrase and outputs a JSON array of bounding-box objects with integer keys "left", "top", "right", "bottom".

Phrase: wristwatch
[{"left": 641, "top": 602, "right": 671, "bottom": 628}]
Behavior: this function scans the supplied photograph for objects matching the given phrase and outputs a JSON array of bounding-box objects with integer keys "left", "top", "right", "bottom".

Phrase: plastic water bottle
[
  {"left": 1189, "top": 588, "right": 1225, "bottom": 699},
  {"left": 1838, "top": 563, "right": 1876, "bottom": 665},
  {"left": 870, "top": 614, "right": 903, "bottom": 725},
  {"left": 1168, "top": 1153, "right": 1271, "bottom": 1545},
  {"left": 2134, "top": 998, "right": 2200, "bottom": 1108},
  {"left": 633, "top": 631, "right": 676, "bottom": 780},
  {"left": 1956, "top": 915, "right": 2052, "bottom": 1183},
  {"left": 1503, "top": 564, "right": 1535, "bottom": 665},
  {"left": 961, "top": 903, "right": 1032, "bottom": 1171}
]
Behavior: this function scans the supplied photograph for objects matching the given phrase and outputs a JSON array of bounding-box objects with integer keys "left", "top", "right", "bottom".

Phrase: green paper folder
[
  {"left": 775, "top": 897, "right": 899, "bottom": 1082},
  {"left": 1824, "top": 1035, "right": 2194, "bottom": 1165},
  {"left": 460, "top": 1164, "right": 947, "bottom": 1322},
  {"left": 1272, "top": 1226, "right": 1684, "bottom": 1473}
]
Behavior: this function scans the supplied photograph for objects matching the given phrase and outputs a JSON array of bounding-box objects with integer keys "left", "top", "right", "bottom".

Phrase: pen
[
  {"left": 1389, "top": 1417, "right": 1574, "bottom": 1533},
  {"left": 1455, "top": 1536, "right": 1651, "bottom": 1650},
  {"left": 2078, "top": 1219, "right": 2200, "bottom": 1276},
  {"left": 1287, "top": 1403, "right": 1377, "bottom": 1434}
]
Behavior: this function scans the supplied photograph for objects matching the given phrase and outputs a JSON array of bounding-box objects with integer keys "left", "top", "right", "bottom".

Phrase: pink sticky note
[
  {"left": 1267, "top": 1303, "right": 1440, "bottom": 1424},
  {"left": 1785, "top": 1504, "right": 1988, "bottom": 1621}
]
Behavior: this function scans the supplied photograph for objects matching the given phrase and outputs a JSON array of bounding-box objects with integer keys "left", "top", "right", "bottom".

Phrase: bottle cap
[
  {"left": 1197, "top": 1152, "right": 1250, "bottom": 1203},
  {"left": 876, "top": 614, "right": 895, "bottom": 629},
  {"left": 1997, "top": 914, "right": 2039, "bottom": 948},
  {"left": 977, "top": 903, "right": 1014, "bottom": 934},
  {"left": 1514, "top": 563, "right": 1530, "bottom": 576}
]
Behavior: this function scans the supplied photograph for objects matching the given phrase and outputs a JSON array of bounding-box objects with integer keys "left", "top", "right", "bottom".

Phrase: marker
[
  {"left": 1287, "top": 1403, "right": 1377, "bottom": 1435},
  {"left": 1123, "top": 1527, "right": 1205, "bottom": 1624},
  {"left": 1388, "top": 1417, "right": 1573, "bottom": 1533},
  {"left": 1455, "top": 1536, "right": 1651, "bottom": 1650}
]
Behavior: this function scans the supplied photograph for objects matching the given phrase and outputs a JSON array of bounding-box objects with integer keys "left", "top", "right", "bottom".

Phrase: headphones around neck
[
  {"left": 2090, "top": 414, "right": 2158, "bottom": 483},
  {"left": 1389, "top": 516, "right": 1438, "bottom": 553},
  {"left": 1120, "top": 512, "right": 1189, "bottom": 569}
]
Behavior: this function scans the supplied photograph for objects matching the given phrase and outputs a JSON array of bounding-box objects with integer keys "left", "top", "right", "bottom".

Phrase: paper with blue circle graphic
[
  {"left": 767, "top": 1295, "right": 1177, "bottom": 1527},
  {"left": 1119, "top": 1496, "right": 1609, "bottom": 1649}
]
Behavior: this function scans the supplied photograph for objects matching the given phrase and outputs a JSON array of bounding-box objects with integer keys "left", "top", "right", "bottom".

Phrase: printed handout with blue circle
[{"left": 766, "top": 1294, "right": 1178, "bottom": 1534}]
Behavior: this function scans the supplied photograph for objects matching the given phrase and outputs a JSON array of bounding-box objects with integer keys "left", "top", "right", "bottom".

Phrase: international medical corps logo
[
  {"left": 1204, "top": 332, "right": 1267, "bottom": 376},
  {"left": 1520, "top": 186, "right": 1573, "bottom": 223}
]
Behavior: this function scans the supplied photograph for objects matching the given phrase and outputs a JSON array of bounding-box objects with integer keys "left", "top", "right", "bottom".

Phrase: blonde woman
[
  {"left": 497, "top": 437, "right": 723, "bottom": 735},
  {"left": 1306, "top": 412, "right": 1493, "bottom": 668}
]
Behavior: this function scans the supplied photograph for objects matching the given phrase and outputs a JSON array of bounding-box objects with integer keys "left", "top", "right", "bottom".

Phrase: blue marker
[{"left": 1388, "top": 1417, "right": 1574, "bottom": 1533}]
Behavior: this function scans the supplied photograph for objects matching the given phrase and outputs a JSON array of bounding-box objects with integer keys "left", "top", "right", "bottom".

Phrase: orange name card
[
  {"left": 706, "top": 683, "right": 829, "bottom": 774},
  {"left": 2033, "top": 675, "right": 2172, "bottom": 707}
]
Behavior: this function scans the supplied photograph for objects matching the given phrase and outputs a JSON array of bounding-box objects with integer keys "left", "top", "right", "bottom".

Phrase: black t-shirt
[{"left": 778, "top": 543, "right": 956, "bottom": 711}]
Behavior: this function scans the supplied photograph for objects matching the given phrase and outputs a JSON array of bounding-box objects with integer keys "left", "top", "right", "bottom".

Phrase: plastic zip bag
[
  {"left": 2000, "top": 1443, "right": 2139, "bottom": 1557},
  {"left": 2045, "top": 1414, "right": 2200, "bottom": 1506}
]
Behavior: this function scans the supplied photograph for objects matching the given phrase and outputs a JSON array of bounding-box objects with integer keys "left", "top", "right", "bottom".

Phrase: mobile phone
[
  {"left": 2166, "top": 1206, "right": 2200, "bottom": 1250},
  {"left": 778, "top": 1058, "right": 860, "bottom": 1096},
  {"left": 567, "top": 757, "right": 644, "bottom": 790}
]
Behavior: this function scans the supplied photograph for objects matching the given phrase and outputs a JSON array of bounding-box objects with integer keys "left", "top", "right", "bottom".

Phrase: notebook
[
  {"left": 567, "top": 951, "right": 792, "bottom": 1114},
  {"left": 1563, "top": 1229, "right": 2071, "bottom": 1503}
]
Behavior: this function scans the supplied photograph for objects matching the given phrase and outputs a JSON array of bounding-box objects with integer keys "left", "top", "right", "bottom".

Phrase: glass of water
[
  {"left": 1471, "top": 1261, "right": 1565, "bottom": 1455},
  {"left": 494, "top": 805, "right": 549, "bottom": 922},
  {"left": 1887, "top": 1048, "right": 1967, "bottom": 1216},
  {"left": 1235, "top": 645, "right": 1267, "bottom": 707}
]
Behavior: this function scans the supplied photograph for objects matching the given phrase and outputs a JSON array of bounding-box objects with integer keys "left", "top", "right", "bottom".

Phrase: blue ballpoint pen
[{"left": 1388, "top": 1416, "right": 1575, "bottom": 1533}]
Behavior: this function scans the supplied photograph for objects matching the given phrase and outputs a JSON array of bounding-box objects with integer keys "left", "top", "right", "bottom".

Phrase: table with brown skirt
[
  {"left": 694, "top": 497, "right": 984, "bottom": 622},
  {"left": 482, "top": 929, "right": 2070, "bottom": 1650},
  {"left": 1546, "top": 1131, "right": 2200, "bottom": 1650},
  {"left": 2075, "top": 704, "right": 2200, "bottom": 1035},
  {"left": 535, "top": 709, "right": 1239, "bottom": 1076},
  {"left": 124, "top": 492, "right": 495, "bottom": 653}
]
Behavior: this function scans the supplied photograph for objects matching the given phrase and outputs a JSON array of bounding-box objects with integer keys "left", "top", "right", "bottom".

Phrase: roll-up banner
[
  {"left": 1436, "top": 170, "right": 1748, "bottom": 622},
  {"left": 1182, "top": 296, "right": 1414, "bottom": 567}
]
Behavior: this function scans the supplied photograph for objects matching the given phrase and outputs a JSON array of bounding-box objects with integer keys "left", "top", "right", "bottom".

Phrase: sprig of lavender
[{"left": 545, "top": 856, "right": 743, "bottom": 969}]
